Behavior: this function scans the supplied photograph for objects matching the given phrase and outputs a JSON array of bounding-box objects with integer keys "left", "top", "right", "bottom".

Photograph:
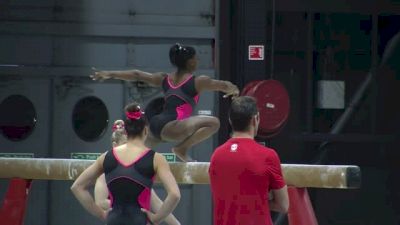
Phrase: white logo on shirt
[{"left": 230, "top": 143, "right": 238, "bottom": 152}]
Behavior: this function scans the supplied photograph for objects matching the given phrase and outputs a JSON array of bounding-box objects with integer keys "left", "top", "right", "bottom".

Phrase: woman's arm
[
  {"left": 90, "top": 68, "right": 165, "bottom": 87},
  {"left": 150, "top": 189, "right": 181, "bottom": 225},
  {"left": 142, "top": 153, "right": 181, "bottom": 224},
  {"left": 71, "top": 154, "right": 108, "bottom": 221},
  {"left": 94, "top": 174, "right": 111, "bottom": 211},
  {"left": 195, "top": 75, "right": 240, "bottom": 98}
]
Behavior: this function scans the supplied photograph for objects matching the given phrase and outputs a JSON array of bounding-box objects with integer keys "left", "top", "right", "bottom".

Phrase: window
[
  {"left": 0, "top": 95, "right": 37, "bottom": 141},
  {"left": 72, "top": 96, "right": 109, "bottom": 142}
]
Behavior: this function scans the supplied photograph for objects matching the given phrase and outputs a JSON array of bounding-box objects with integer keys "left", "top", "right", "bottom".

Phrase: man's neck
[{"left": 231, "top": 131, "right": 254, "bottom": 139}]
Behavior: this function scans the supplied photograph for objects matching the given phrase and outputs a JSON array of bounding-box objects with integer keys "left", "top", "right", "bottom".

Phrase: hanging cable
[{"left": 270, "top": 0, "right": 276, "bottom": 79}]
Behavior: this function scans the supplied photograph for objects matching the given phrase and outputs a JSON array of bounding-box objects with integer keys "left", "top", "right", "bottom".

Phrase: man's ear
[{"left": 252, "top": 116, "right": 257, "bottom": 127}]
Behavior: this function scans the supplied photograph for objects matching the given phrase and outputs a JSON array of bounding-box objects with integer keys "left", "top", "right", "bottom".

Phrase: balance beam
[{"left": 0, "top": 158, "right": 360, "bottom": 189}]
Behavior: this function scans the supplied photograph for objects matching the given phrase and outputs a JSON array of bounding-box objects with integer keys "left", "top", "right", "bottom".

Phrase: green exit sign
[
  {"left": 0, "top": 153, "right": 34, "bottom": 158},
  {"left": 71, "top": 153, "right": 101, "bottom": 160},
  {"left": 162, "top": 153, "right": 176, "bottom": 163}
]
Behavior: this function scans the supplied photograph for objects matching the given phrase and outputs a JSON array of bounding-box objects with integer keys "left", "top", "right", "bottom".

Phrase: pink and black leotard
[
  {"left": 104, "top": 148, "right": 155, "bottom": 225},
  {"left": 149, "top": 74, "right": 199, "bottom": 139}
]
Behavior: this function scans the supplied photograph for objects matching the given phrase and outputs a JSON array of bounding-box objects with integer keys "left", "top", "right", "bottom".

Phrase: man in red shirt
[{"left": 209, "top": 96, "right": 289, "bottom": 225}]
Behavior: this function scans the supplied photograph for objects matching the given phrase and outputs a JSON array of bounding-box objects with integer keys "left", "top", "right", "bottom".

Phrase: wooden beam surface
[{"left": 0, "top": 158, "right": 361, "bottom": 189}]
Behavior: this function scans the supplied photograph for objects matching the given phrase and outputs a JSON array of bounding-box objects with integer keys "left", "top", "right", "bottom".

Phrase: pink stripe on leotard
[
  {"left": 137, "top": 175, "right": 155, "bottom": 210},
  {"left": 112, "top": 148, "right": 150, "bottom": 168},
  {"left": 176, "top": 103, "right": 193, "bottom": 120},
  {"left": 167, "top": 75, "right": 193, "bottom": 89},
  {"left": 175, "top": 94, "right": 199, "bottom": 120},
  {"left": 108, "top": 186, "right": 114, "bottom": 208},
  {"left": 137, "top": 188, "right": 151, "bottom": 210}
]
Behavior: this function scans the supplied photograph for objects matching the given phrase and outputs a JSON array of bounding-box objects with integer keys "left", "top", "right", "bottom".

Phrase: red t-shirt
[{"left": 209, "top": 138, "right": 285, "bottom": 225}]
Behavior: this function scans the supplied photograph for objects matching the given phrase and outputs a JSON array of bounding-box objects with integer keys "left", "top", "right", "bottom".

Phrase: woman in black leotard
[
  {"left": 90, "top": 43, "right": 239, "bottom": 161},
  {"left": 94, "top": 120, "right": 181, "bottom": 225},
  {"left": 71, "top": 102, "right": 180, "bottom": 225}
]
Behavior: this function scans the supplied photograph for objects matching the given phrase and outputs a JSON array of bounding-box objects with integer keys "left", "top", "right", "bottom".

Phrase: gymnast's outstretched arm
[
  {"left": 195, "top": 75, "right": 240, "bottom": 98},
  {"left": 90, "top": 68, "right": 165, "bottom": 87}
]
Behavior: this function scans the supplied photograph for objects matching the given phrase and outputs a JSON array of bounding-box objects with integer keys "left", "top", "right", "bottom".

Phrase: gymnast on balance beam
[{"left": 91, "top": 43, "right": 239, "bottom": 162}]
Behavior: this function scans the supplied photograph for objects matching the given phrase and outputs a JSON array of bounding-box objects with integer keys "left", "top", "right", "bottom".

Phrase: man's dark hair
[{"left": 228, "top": 96, "right": 258, "bottom": 131}]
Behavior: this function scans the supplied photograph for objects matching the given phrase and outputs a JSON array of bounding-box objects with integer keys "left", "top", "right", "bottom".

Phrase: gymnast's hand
[
  {"left": 223, "top": 83, "right": 240, "bottom": 99},
  {"left": 141, "top": 208, "right": 160, "bottom": 225},
  {"left": 90, "top": 67, "right": 112, "bottom": 82}
]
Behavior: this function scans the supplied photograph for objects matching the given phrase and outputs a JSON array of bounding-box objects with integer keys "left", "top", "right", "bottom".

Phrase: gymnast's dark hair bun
[
  {"left": 124, "top": 102, "right": 147, "bottom": 139},
  {"left": 169, "top": 43, "right": 196, "bottom": 70}
]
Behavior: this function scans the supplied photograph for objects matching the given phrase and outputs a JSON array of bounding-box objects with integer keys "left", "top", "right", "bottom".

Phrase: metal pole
[
  {"left": 306, "top": 12, "right": 314, "bottom": 132},
  {"left": 370, "top": 13, "right": 378, "bottom": 133},
  {"left": 314, "top": 71, "right": 373, "bottom": 163},
  {"left": 270, "top": 0, "right": 276, "bottom": 79},
  {"left": 270, "top": 2, "right": 283, "bottom": 223},
  {"left": 315, "top": 31, "right": 400, "bottom": 163}
]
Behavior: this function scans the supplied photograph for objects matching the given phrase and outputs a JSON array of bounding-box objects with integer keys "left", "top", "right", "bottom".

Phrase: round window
[
  {"left": 0, "top": 95, "right": 37, "bottom": 141},
  {"left": 72, "top": 96, "right": 109, "bottom": 142}
]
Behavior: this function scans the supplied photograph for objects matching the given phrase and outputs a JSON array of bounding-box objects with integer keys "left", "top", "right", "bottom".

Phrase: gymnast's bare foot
[{"left": 172, "top": 147, "right": 196, "bottom": 162}]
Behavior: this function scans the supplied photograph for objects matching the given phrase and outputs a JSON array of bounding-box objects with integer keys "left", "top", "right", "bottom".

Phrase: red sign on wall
[{"left": 248, "top": 45, "right": 264, "bottom": 60}]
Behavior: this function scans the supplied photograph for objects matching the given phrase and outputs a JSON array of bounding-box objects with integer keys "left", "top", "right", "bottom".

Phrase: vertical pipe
[
  {"left": 216, "top": 0, "right": 232, "bottom": 145},
  {"left": 275, "top": 10, "right": 312, "bottom": 225},
  {"left": 370, "top": 13, "right": 378, "bottom": 133},
  {"left": 46, "top": 78, "right": 55, "bottom": 225},
  {"left": 237, "top": 0, "right": 245, "bottom": 88},
  {"left": 270, "top": 0, "right": 276, "bottom": 79},
  {"left": 46, "top": 36, "right": 57, "bottom": 225},
  {"left": 306, "top": 12, "right": 314, "bottom": 132},
  {"left": 371, "top": 14, "right": 378, "bottom": 69},
  {"left": 215, "top": 0, "right": 221, "bottom": 78}
]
